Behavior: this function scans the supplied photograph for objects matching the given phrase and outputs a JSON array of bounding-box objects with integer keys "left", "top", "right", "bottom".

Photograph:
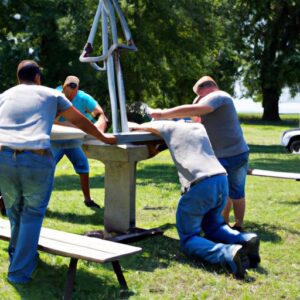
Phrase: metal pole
[
  {"left": 103, "top": 1, "right": 119, "bottom": 133},
  {"left": 80, "top": 0, "right": 137, "bottom": 133}
]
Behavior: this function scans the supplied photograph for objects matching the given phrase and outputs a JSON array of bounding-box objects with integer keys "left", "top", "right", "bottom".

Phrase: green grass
[{"left": 1, "top": 115, "right": 300, "bottom": 299}]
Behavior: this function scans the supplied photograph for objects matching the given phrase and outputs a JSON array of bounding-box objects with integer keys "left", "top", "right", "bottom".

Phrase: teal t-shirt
[{"left": 56, "top": 86, "right": 97, "bottom": 122}]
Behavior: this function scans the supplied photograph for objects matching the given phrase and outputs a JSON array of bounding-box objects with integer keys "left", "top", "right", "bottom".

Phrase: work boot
[
  {"left": 225, "top": 245, "right": 249, "bottom": 279},
  {"left": 0, "top": 195, "right": 6, "bottom": 216},
  {"left": 243, "top": 236, "right": 261, "bottom": 268}
]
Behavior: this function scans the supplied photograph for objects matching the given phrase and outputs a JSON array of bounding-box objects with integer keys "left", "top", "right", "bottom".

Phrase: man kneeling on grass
[{"left": 129, "top": 118, "right": 260, "bottom": 279}]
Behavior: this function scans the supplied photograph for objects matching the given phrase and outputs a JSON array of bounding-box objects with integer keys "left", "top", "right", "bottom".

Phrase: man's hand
[
  {"left": 102, "top": 133, "right": 117, "bottom": 145},
  {"left": 150, "top": 109, "right": 164, "bottom": 120},
  {"left": 61, "top": 106, "right": 116, "bottom": 144}
]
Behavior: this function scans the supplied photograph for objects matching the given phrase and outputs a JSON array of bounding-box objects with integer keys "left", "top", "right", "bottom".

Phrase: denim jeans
[
  {"left": 176, "top": 174, "right": 256, "bottom": 265},
  {"left": 51, "top": 147, "right": 89, "bottom": 174},
  {"left": 218, "top": 151, "right": 249, "bottom": 199},
  {"left": 0, "top": 149, "right": 55, "bottom": 283}
]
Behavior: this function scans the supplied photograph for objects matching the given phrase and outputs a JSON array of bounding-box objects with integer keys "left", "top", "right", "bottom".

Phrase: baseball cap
[{"left": 64, "top": 75, "right": 80, "bottom": 87}]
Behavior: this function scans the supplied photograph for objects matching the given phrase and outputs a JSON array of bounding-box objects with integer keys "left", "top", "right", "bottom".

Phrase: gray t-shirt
[
  {"left": 0, "top": 84, "right": 72, "bottom": 149},
  {"left": 200, "top": 90, "right": 249, "bottom": 158},
  {"left": 148, "top": 121, "right": 226, "bottom": 190}
]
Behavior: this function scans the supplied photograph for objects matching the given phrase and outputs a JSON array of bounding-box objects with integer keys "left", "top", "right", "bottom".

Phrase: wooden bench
[
  {"left": 247, "top": 169, "right": 300, "bottom": 181},
  {"left": 0, "top": 219, "right": 142, "bottom": 300}
]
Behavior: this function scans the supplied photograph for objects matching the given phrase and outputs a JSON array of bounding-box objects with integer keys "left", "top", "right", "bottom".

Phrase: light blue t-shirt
[
  {"left": 56, "top": 86, "right": 97, "bottom": 122},
  {"left": 0, "top": 84, "right": 72, "bottom": 149}
]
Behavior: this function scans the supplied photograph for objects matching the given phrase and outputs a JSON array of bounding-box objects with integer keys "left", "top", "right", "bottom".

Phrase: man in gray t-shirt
[
  {"left": 129, "top": 120, "right": 260, "bottom": 279},
  {"left": 0, "top": 60, "right": 116, "bottom": 284},
  {"left": 151, "top": 76, "right": 249, "bottom": 231}
]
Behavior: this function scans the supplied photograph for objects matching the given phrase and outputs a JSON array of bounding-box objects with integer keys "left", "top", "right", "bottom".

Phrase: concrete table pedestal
[{"left": 83, "top": 133, "right": 163, "bottom": 238}]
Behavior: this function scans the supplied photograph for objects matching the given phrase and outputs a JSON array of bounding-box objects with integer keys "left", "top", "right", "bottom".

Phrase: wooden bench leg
[
  {"left": 111, "top": 260, "right": 128, "bottom": 290},
  {"left": 64, "top": 258, "right": 78, "bottom": 300}
]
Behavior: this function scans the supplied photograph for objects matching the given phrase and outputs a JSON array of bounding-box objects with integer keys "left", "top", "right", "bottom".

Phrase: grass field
[{"left": 1, "top": 115, "right": 300, "bottom": 300}]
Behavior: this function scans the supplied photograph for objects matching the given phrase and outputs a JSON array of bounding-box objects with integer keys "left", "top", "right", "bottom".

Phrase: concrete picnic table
[{"left": 51, "top": 125, "right": 162, "bottom": 234}]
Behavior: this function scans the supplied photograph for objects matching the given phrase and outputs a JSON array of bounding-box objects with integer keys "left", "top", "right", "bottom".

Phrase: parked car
[{"left": 281, "top": 128, "right": 300, "bottom": 153}]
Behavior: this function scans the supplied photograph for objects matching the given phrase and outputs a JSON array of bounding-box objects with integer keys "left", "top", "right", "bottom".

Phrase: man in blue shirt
[{"left": 53, "top": 76, "right": 109, "bottom": 208}]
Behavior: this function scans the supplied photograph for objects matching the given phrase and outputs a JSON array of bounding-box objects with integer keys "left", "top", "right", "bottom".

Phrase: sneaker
[
  {"left": 243, "top": 236, "right": 261, "bottom": 268},
  {"left": 84, "top": 200, "right": 100, "bottom": 209},
  {"left": 230, "top": 225, "right": 245, "bottom": 232},
  {"left": 226, "top": 245, "right": 250, "bottom": 280}
]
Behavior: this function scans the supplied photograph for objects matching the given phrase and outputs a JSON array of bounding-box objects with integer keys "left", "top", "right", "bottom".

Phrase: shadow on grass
[
  {"left": 277, "top": 199, "right": 300, "bottom": 205},
  {"left": 245, "top": 221, "right": 300, "bottom": 240},
  {"left": 249, "top": 144, "right": 286, "bottom": 154},
  {"left": 53, "top": 165, "right": 178, "bottom": 191},
  {"left": 53, "top": 174, "right": 104, "bottom": 191},
  {"left": 45, "top": 208, "right": 104, "bottom": 226},
  {"left": 130, "top": 233, "right": 267, "bottom": 281},
  {"left": 137, "top": 164, "right": 178, "bottom": 185},
  {"left": 249, "top": 156, "right": 300, "bottom": 173},
  {"left": 10, "top": 259, "right": 135, "bottom": 300}
]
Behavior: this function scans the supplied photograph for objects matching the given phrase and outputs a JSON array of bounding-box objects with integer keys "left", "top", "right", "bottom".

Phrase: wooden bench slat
[
  {"left": 38, "top": 237, "right": 127, "bottom": 263},
  {"left": 40, "top": 227, "right": 140, "bottom": 256},
  {"left": 0, "top": 218, "right": 141, "bottom": 298},
  {"left": 0, "top": 219, "right": 141, "bottom": 263},
  {"left": 247, "top": 169, "right": 300, "bottom": 180}
]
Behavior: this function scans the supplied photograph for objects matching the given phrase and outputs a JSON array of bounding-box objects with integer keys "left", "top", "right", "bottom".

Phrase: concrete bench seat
[{"left": 0, "top": 219, "right": 142, "bottom": 299}]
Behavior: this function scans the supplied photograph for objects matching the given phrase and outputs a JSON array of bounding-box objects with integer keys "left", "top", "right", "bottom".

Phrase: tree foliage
[
  {"left": 119, "top": 0, "right": 236, "bottom": 107},
  {"left": 0, "top": 0, "right": 233, "bottom": 113},
  {"left": 1, "top": 0, "right": 299, "bottom": 120},
  {"left": 0, "top": 0, "right": 107, "bottom": 97},
  {"left": 225, "top": 0, "right": 300, "bottom": 120}
]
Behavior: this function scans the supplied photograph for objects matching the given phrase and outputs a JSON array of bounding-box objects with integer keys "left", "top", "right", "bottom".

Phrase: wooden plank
[
  {"left": 0, "top": 219, "right": 10, "bottom": 241},
  {"left": 40, "top": 227, "right": 141, "bottom": 256},
  {"left": 0, "top": 219, "right": 141, "bottom": 263},
  {"left": 247, "top": 169, "right": 300, "bottom": 180},
  {"left": 38, "top": 237, "right": 131, "bottom": 263}
]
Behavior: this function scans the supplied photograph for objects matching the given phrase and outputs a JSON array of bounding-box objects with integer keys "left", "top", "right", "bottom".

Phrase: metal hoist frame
[{"left": 79, "top": 0, "right": 137, "bottom": 133}]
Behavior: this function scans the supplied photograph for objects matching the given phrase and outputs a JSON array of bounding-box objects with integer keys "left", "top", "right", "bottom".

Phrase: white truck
[{"left": 281, "top": 128, "right": 300, "bottom": 153}]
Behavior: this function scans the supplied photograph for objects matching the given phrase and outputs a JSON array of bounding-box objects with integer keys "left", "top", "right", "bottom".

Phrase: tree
[
  {"left": 226, "top": 0, "right": 300, "bottom": 120},
  {"left": 119, "top": 0, "right": 236, "bottom": 107},
  {"left": 0, "top": 0, "right": 235, "bottom": 113}
]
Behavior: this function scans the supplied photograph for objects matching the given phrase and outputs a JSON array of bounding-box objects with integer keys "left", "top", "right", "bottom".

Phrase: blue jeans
[
  {"left": 0, "top": 149, "right": 55, "bottom": 283},
  {"left": 176, "top": 174, "right": 256, "bottom": 265},
  {"left": 218, "top": 151, "right": 249, "bottom": 200},
  {"left": 51, "top": 147, "right": 89, "bottom": 174}
]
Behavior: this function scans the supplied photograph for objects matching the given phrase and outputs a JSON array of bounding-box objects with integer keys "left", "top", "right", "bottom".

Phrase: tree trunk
[{"left": 262, "top": 88, "right": 281, "bottom": 121}]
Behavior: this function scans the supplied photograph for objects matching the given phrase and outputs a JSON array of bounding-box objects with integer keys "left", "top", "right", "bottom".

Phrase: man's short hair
[
  {"left": 193, "top": 76, "right": 218, "bottom": 94},
  {"left": 127, "top": 102, "right": 152, "bottom": 124},
  {"left": 17, "top": 60, "right": 41, "bottom": 82}
]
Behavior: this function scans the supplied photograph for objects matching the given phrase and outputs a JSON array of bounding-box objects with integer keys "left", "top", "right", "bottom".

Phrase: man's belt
[
  {"left": 0, "top": 145, "right": 51, "bottom": 156},
  {"left": 182, "top": 173, "right": 226, "bottom": 195}
]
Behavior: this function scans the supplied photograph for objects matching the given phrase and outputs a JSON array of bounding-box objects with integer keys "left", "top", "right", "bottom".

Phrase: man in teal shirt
[{"left": 53, "top": 75, "right": 109, "bottom": 208}]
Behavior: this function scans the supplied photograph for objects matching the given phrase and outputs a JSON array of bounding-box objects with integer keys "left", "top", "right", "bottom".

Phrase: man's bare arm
[
  {"left": 150, "top": 103, "right": 214, "bottom": 120},
  {"left": 128, "top": 122, "right": 161, "bottom": 136},
  {"left": 92, "top": 104, "right": 109, "bottom": 132},
  {"left": 60, "top": 106, "right": 116, "bottom": 144}
]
